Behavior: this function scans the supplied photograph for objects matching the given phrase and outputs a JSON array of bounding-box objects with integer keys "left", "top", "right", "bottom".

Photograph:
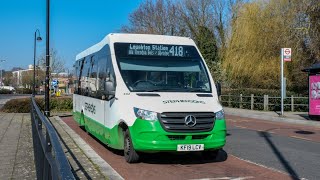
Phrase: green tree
[{"left": 195, "top": 26, "right": 221, "bottom": 81}]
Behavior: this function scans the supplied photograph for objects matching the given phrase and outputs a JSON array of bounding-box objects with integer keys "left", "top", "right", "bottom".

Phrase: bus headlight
[
  {"left": 215, "top": 109, "right": 225, "bottom": 119},
  {"left": 134, "top": 107, "right": 158, "bottom": 121}
]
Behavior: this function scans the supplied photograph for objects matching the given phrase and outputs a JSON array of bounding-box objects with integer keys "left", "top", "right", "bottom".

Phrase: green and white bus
[{"left": 73, "top": 33, "right": 226, "bottom": 163}]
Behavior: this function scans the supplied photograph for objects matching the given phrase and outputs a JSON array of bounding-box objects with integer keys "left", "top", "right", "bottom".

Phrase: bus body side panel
[
  {"left": 72, "top": 94, "right": 125, "bottom": 150},
  {"left": 73, "top": 94, "right": 84, "bottom": 125}
]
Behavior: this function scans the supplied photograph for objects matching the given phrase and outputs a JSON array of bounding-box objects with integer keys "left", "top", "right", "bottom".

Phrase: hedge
[
  {"left": 15, "top": 88, "right": 33, "bottom": 94},
  {"left": 0, "top": 96, "right": 73, "bottom": 113},
  {"left": 0, "top": 89, "right": 12, "bottom": 94}
]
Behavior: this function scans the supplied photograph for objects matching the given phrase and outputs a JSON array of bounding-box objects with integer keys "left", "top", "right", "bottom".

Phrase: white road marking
[
  {"left": 190, "top": 177, "right": 254, "bottom": 180},
  {"left": 234, "top": 125, "right": 247, "bottom": 129},
  {"left": 230, "top": 155, "right": 308, "bottom": 179},
  {"left": 290, "top": 136, "right": 312, "bottom": 141}
]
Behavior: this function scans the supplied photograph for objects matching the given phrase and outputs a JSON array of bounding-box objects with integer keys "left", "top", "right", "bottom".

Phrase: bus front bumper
[{"left": 129, "top": 118, "right": 226, "bottom": 152}]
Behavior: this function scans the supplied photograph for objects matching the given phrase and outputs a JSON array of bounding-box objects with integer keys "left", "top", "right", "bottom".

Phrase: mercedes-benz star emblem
[{"left": 185, "top": 115, "right": 197, "bottom": 127}]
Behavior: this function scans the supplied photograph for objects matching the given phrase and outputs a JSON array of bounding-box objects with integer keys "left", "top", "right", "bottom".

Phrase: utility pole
[
  {"left": 33, "top": 29, "right": 42, "bottom": 96},
  {"left": 45, "top": 0, "right": 50, "bottom": 116}
]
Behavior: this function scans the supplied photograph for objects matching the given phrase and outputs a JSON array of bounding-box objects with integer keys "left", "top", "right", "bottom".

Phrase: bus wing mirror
[
  {"left": 215, "top": 82, "right": 221, "bottom": 96},
  {"left": 105, "top": 80, "right": 115, "bottom": 98}
]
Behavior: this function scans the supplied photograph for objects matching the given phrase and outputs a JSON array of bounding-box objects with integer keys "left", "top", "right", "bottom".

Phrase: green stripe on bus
[{"left": 73, "top": 111, "right": 226, "bottom": 152}]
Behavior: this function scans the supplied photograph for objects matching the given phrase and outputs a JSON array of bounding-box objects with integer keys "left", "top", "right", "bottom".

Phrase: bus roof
[{"left": 75, "top": 33, "right": 195, "bottom": 61}]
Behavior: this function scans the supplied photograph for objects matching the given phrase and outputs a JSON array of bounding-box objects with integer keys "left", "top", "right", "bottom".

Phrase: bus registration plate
[{"left": 177, "top": 144, "right": 204, "bottom": 151}]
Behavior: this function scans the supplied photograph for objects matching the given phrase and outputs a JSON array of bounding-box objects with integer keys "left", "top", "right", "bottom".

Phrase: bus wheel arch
[
  {"left": 118, "top": 121, "right": 128, "bottom": 149},
  {"left": 118, "top": 121, "right": 140, "bottom": 163}
]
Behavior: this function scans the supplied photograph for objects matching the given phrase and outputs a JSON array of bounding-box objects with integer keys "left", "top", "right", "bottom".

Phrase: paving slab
[
  {"left": 0, "top": 113, "right": 36, "bottom": 179},
  {"left": 49, "top": 115, "right": 113, "bottom": 179}
]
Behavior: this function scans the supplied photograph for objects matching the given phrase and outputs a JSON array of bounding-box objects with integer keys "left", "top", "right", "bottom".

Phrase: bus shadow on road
[{"left": 140, "top": 149, "right": 228, "bottom": 165}]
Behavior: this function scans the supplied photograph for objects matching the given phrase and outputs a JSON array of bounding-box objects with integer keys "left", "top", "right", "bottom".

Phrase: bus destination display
[{"left": 127, "top": 43, "right": 186, "bottom": 57}]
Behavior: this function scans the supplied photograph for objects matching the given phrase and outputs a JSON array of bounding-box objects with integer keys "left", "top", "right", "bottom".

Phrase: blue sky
[{"left": 0, "top": 0, "right": 142, "bottom": 71}]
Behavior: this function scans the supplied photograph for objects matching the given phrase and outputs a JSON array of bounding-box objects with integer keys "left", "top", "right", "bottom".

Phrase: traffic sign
[
  {"left": 51, "top": 79, "right": 59, "bottom": 87},
  {"left": 282, "top": 48, "right": 291, "bottom": 62}
]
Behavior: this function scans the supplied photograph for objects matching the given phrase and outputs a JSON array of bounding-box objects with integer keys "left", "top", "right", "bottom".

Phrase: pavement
[
  {"left": 50, "top": 115, "right": 123, "bottom": 180},
  {"left": 0, "top": 112, "right": 122, "bottom": 180},
  {"left": 0, "top": 113, "right": 36, "bottom": 179},
  {"left": 224, "top": 107, "right": 320, "bottom": 128}
]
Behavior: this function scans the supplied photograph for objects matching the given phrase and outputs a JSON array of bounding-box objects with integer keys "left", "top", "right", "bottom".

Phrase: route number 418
[{"left": 169, "top": 46, "right": 184, "bottom": 57}]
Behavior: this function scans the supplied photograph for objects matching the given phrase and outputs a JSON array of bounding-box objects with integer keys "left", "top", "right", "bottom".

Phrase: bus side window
[
  {"left": 78, "top": 59, "right": 85, "bottom": 95},
  {"left": 105, "top": 54, "right": 116, "bottom": 100},
  {"left": 107, "top": 57, "right": 116, "bottom": 85},
  {"left": 81, "top": 58, "right": 90, "bottom": 96},
  {"left": 89, "top": 56, "right": 98, "bottom": 97},
  {"left": 73, "top": 64, "right": 79, "bottom": 94},
  {"left": 97, "top": 56, "right": 107, "bottom": 99}
]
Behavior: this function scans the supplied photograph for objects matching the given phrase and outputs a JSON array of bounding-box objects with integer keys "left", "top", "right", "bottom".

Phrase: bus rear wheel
[{"left": 124, "top": 129, "right": 139, "bottom": 163}]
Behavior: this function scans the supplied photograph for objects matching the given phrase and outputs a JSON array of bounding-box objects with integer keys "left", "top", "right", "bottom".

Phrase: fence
[
  {"left": 220, "top": 94, "right": 308, "bottom": 112},
  {"left": 30, "top": 97, "right": 75, "bottom": 180}
]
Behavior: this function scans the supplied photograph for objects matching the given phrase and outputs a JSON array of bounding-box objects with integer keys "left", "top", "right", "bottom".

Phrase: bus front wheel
[
  {"left": 124, "top": 129, "right": 139, "bottom": 163},
  {"left": 202, "top": 149, "right": 220, "bottom": 160}
]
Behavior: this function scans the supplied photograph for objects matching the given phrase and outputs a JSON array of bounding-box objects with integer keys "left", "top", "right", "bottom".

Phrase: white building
[
  {"left": 12, "top": 65, "right": 34, "bottom": 87},
  {"left": 12, "top": 65, "right": 69, "bottom": 89}
]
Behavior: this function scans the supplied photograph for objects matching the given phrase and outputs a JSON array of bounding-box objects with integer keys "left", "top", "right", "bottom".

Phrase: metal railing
[
  {"left": 30, "top": 97, "right": 75, "bottom": 180},
  {"left": 220, "top": 94, "right": 308, "bottom": 112}
]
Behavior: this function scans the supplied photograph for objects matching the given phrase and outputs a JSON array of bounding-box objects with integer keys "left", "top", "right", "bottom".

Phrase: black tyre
[
  {"left": 124, "top": 129, "right": 139, "bottom": 163},
  {"left": 202, "top": 149, "right": 220, "bottom": 160}
]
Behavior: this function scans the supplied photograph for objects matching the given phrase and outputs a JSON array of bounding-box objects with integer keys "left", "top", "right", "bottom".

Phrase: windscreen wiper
[
  {"left": 145, "top": 88, "right": 176, "bottom": 92},
  {"left": 186, "top": 88, "right": 208, "bottom": 92}
]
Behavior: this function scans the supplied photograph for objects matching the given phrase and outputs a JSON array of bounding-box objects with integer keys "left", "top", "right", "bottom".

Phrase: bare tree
[
  {"left": 21, "top": 71, "right": 33, "bottom": 88},
  {"left": 176, "top": 0, "right": 215, "bottom": 38},
  {"left": 3, "top": 71, "right": 13, "bottom": 86},
  {"left": 121, "top": 0, "right": 230, "bottom": 81},
  {"left": 121, "top": 0, "right": 181, "bottom": 35},
  {"left": 38, "top": 48, "right": 66, "bottom": 75}
]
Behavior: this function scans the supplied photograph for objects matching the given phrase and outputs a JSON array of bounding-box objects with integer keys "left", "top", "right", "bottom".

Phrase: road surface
[{"left": 60, "top": 114, "right": 320, "bottom": 180}]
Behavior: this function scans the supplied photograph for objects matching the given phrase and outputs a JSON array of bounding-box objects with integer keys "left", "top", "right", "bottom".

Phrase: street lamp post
[
  {"left": 0, "top": 60, "right": 6, "bottom": 86},
  {"left": 45, "top": 0, "right": 50, "bottom": 116},
  {"left": 33, "top": 29, "right": 42, "bottom": 96}
]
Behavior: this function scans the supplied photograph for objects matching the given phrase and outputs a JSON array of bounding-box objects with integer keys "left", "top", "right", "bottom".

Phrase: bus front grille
[{"left": 159, "top": 112, "right": 215, "bottom": 133}]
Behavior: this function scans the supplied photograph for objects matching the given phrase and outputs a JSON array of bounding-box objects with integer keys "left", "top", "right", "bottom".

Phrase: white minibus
[{"left": 73, "top": 33, "right": 226, "bottom": 163}]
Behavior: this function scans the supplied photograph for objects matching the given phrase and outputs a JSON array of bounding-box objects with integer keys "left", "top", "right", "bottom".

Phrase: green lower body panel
[
  {"left": 129, "top": 118, "right": 226, "bottom": 152},
  {"left": 73, "top": 111, "right": 226, "bottom": 152},
  {"left": 73, "top": 111, "right": 124, "bottom": 150}
]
